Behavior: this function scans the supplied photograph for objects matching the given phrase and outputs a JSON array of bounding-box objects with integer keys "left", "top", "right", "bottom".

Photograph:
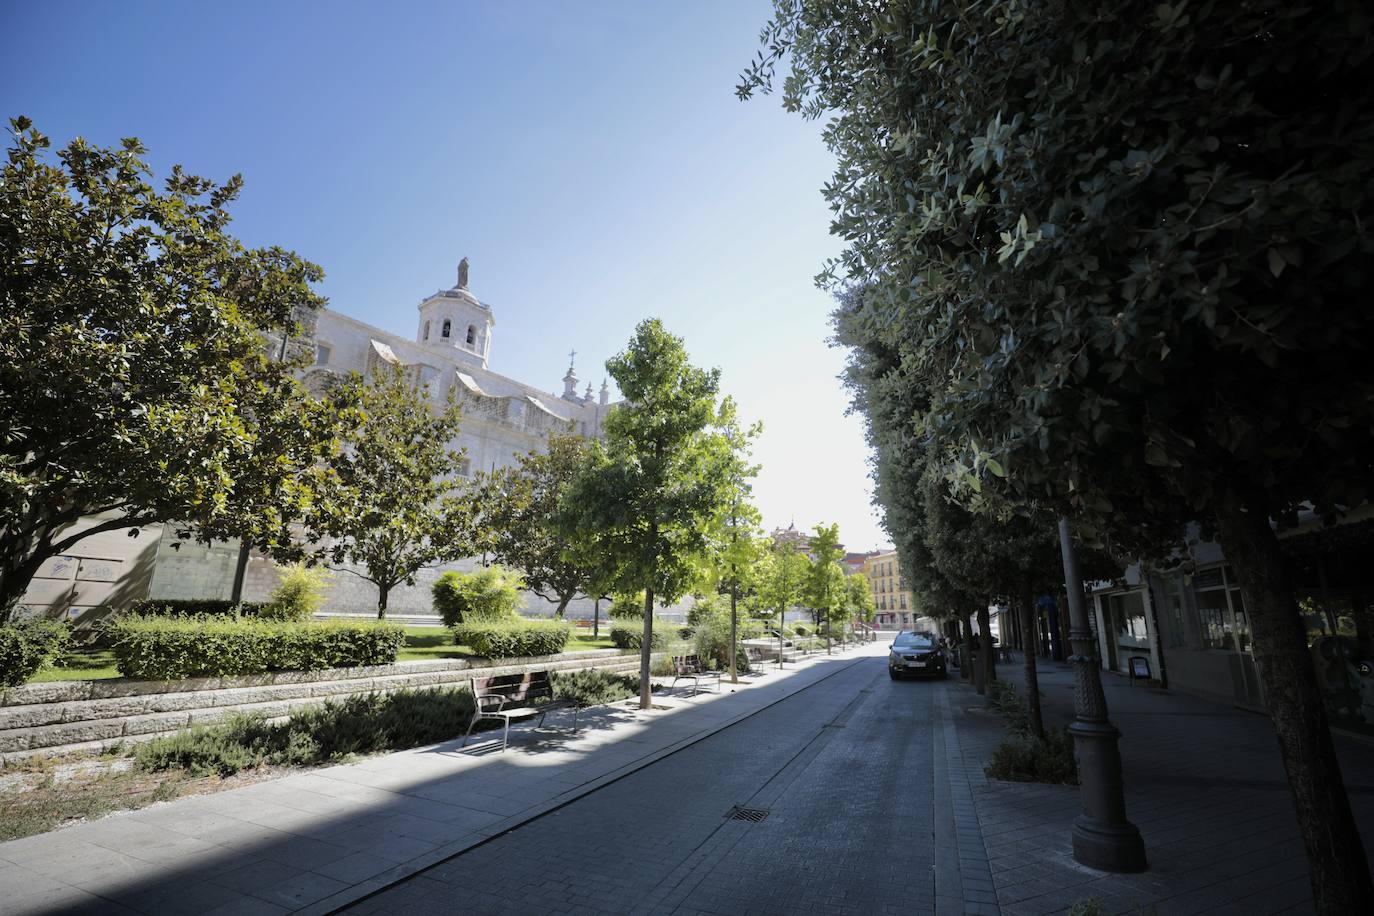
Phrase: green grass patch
[
  {"left": 396, "top": 626, "right": 474, "bottom": 661},
  {"left": 569, "top": 633, "right": 616, "bottom": 650},
  {"left": 29, "top": 646, "right": 122, "bottom": 682}
]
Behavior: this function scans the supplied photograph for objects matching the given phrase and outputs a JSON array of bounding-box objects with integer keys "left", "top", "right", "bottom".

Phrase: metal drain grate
[{"left": 726, "top": 806, "right": 770, "bottom": 823}]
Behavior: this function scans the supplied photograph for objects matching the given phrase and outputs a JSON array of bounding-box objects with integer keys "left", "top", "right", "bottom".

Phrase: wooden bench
[
  {"left": 461, "top": 671, "right": 577, "bottom": 752},
  {"left": 671, "top": 654, "right": 721, "bottom": 696}
]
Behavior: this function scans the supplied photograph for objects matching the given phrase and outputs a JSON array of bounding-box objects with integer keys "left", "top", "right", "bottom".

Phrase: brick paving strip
[
  {"left": 0, "top": 647, "right": 874, "bottom": 915},
  {"left": 951, "top": 660, "right": 1374, "bottom": 916}
]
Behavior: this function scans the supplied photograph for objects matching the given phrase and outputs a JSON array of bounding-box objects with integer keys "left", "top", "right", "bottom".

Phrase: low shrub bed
[
  {"left": 982, "top": 681, "right": 1078, "bottom": 785},
  {"left": 136, "top": 687, "right": 477, "bottom": 777},
  {"left": 610, "top": 623, "right": 667, "bottom": 650},
  {"left": 0, "top": 620, "right": 70, "bottom": 688},
  {"left": 107, "top": 616, "right": 406, "bottom": 679},
  {"left": 451, "top": 619, "right": 570, "bottom": 658},
  {"left": 551, "top": 669, "right": 642, "bottom": 707},
  {"left": 127, "top": 599, "right": 270, "bottom": 618}
]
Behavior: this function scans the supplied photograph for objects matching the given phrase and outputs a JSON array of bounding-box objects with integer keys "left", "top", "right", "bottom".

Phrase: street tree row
[{"left": 739, "top": 1, "right": 1374, "bottom": 910}]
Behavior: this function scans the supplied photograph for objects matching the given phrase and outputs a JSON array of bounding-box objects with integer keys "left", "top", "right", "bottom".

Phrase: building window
[
  {"left": 1193, "top": 565, "right": 1250, "bottom": 652},
  {"left": 423, "top": 321, "right": 430, "bottom": 341},
  {"left": 315, "top": 344, "right": 331, "bottom": 365},
  {"left": 457, "top": 456, "right": 472, "bottom": 478},
  {"left": 899, "top": 594, "right": 907, "bottom": 610},
  {"left": 1108, "top": 591, "right": 1150, "bottom": 650},
  {"left": 466, "top": 325, "right": 476, "bottom": 346},
  {"left": 441, "top": 319, "right": 451, "bottom": 339}
]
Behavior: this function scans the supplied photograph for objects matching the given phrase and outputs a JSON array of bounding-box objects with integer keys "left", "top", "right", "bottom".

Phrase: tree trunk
[
  {"left": 639, "top": 588, "right": 654, "bottom": 710},
  {"left": 1216, "top": 493, "right": 1373, "bottom": 914},
  {"left": 1020, "top": 588, "right": 1045, "bottom": 740},
  {"left": 729, "top": 586, "right": 739, "bottom": 684},
  {"left": 593, "top": 597, "right": 601, "bottom": 639},
  {"left": 978, "top": 603, "right": 996, "bottom": 687},
  {"left": 377, "top": 584, "right": 389, "bottom": 620},
  {"left": 554, "top": 595, "right": 571, "bottom": 619},
  {"left": 967, "top": 612, "right": 985, "bottom": 694}
]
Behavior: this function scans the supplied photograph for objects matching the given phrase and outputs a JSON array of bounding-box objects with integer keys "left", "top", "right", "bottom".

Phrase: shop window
[
  {"left": 1194, "top": 565, "right": 1250, "bottom": 652},
  {"left": 1109, "top": 591, "right": 1150, "bottom": 648}
]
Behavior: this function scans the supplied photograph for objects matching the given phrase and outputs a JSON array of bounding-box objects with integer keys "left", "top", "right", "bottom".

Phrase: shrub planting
[
  {"left": 432, "top": 565, "right": 524, "bottom": 627},
  {"left": 452, "top": 619, "right": 570, "bottom": 658},
  {"left": 0, "top": 620, "right": 70, "bottom": 688},
  {"left": 136, "top": 687, "right": 477, "bottom": 776},
  {"left": 983, "top": 681, "right": 1078, "bottom": 784},
  {"left": 107, "top": 616, "right": 405, "bottom": 679},
  {"left": 127, "top": 599, "right": 269, "bottom": 617},
  {"left": 610, "top": 623, "right": 666, "bottom": 651},
  {"left": 693, "top": 615, "right": 750, "bottom": 673},
  {"left": 551, "top": 669, "right": 642, "bottom": 707},
  {"left": 260, "top": 563, "right": 331, "bottom": 621}
]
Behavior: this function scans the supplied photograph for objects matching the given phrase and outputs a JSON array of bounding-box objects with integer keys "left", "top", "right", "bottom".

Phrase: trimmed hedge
[
  {"left": 452, "top": 619, "right": 570, "bottom": 658},
  {"left": 127, "top": 599, "right": 270, "bottom": 618},
  {"left": 0, "top": 620, "right": 70, "bottom": 688},
  {"left": 108, "top": 616, "right": 405, "bottom": 680},
  {"left": 610, "top": 623, "right": 666, "bottom": 651}
]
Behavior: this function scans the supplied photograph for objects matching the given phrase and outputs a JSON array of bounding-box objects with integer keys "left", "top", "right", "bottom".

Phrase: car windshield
[{"left": 893, "top": 634, "right": 934, "bottom": 648}]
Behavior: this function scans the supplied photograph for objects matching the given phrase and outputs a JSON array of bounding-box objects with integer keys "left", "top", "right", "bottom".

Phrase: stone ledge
[{"left": 0, "top": 655, "right": 644, "bottom": 759}]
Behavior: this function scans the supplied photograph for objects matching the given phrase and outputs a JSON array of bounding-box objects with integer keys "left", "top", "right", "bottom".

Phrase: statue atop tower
[{"left": 457, "top": 257, "right": 470, "bottom": 290}]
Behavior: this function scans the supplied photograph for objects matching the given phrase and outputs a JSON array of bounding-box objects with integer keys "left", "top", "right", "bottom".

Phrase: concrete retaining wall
[{"left": 0, "top": 649, "right": 651, "bottom": 763}]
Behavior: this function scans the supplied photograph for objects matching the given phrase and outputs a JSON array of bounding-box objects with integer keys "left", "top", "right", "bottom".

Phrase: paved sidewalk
[
  {"left": 341, "top": 649, "right": 991, "bottom": 916},
  {"left": 0, "top": 646, "right": 873, "bottom": 915},
  {"left": 950, "top": 656, "right": 1374, "bottom": 915}
]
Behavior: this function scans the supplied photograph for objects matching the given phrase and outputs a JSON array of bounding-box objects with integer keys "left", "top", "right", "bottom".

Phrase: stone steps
[{"left": 0, "top": 651, "right": 644, "bottom": 763}]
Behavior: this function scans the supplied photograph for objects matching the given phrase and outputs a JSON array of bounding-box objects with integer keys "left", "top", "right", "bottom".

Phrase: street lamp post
[{"left": 1058, "top": 517, "right": 1147, "bottom": 873}]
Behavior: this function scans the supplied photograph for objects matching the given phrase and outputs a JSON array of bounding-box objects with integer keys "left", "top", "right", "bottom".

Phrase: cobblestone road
[{"left": 343, "top": 655, "right": 988, "bottom": 916}]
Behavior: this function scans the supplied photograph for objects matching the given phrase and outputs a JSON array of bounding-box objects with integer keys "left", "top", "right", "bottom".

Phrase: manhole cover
[{"left": 726, "top": 806, "right": 769, "bottom": 823}]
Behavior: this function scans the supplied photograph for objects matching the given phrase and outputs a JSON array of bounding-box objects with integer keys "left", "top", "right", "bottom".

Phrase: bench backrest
[
  {"left": 672, "top": 654, "right": 706, "bottom": 674},
  {"left": 471, "top": 671, "right": 554, "bottom": 710}
]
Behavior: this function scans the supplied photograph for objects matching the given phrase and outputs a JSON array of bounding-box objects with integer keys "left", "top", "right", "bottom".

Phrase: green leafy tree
[
  {"left": 0, "top": 118, "right": 348, "bottom": 620},
  {"left": 559, "top": 319, "right": 727, "bottom": 708},
  {"left": 743, "top": 3, "right": 1374, "bottom": 905},
  {"left": 303, "top": 363, "right": 479, "bottom": 618},
  {"left": 755, "top": 540, "right": 809, "bottom": 665},
  {"left": 483, "top": 434, "right": 597, "bottom": 617},
  {"left": 802, "top": 523, "right": 845, "bottom": 647},
  {"left": 843, "top": 572, "right": 876, "bottom": 626},
  {"left": 701, "top": 397, "right": 765, "bottom": 681}
]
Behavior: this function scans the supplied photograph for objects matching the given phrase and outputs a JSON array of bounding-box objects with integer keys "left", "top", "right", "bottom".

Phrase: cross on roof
[{"left": 568, "top": 348, "right": 577, "bottom": 367}]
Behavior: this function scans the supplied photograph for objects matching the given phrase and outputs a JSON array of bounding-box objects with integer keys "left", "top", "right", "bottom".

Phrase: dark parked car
[{"left": 888, "top": 630, "right": 948, "bottom": 680}]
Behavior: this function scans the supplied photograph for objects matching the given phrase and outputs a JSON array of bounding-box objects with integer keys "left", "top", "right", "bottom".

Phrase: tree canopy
[
  {"left": 0, "top": 118, "right": 348, "bottom": 620},
  {"left": 483, "top": 433, "right": 598, "bottom": 617},
  {"left": 744, "top": 2, "right": 1374, "bottom": 907},
  {"left": 559, "top": 318, "right": 728, "bottom": 707},
  {"left": 301, "top": 363, "right": 478, "bottom": 618}
]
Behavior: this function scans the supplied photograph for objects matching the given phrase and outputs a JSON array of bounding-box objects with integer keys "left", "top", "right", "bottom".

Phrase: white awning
[
  {"left": 525, "top": 395, "right": 567, "bottom": 420},
  {"left": 369, "top": 339, "right": 401, "bottom": 365},
  {"left": 454, "top": 372, "right": 491, "bottom": 397}
]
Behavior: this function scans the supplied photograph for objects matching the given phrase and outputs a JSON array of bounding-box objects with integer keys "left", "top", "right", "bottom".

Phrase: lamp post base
[{"left": 1072, "top": 816, "right": 1148, "bottom": 873}]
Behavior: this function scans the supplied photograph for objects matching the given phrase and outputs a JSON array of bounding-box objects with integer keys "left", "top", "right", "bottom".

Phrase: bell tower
[{"left": 417, "top": 257, "right": 494, "bottom": 370}]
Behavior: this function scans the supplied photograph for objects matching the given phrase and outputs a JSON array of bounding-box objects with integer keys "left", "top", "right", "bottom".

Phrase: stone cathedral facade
[{"left": 17, "top": 262, "right": 619, "bottom": 622}]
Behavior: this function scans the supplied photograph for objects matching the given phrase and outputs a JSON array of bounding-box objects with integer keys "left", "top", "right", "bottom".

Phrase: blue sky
[{"left": 2, "top": 0, "right": 888, "bottom": 551}]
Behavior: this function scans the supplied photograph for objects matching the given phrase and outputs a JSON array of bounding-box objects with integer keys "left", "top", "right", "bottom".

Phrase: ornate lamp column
[{"left": 1058, "top": 517, "right": 1147, "bottom": 872}]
